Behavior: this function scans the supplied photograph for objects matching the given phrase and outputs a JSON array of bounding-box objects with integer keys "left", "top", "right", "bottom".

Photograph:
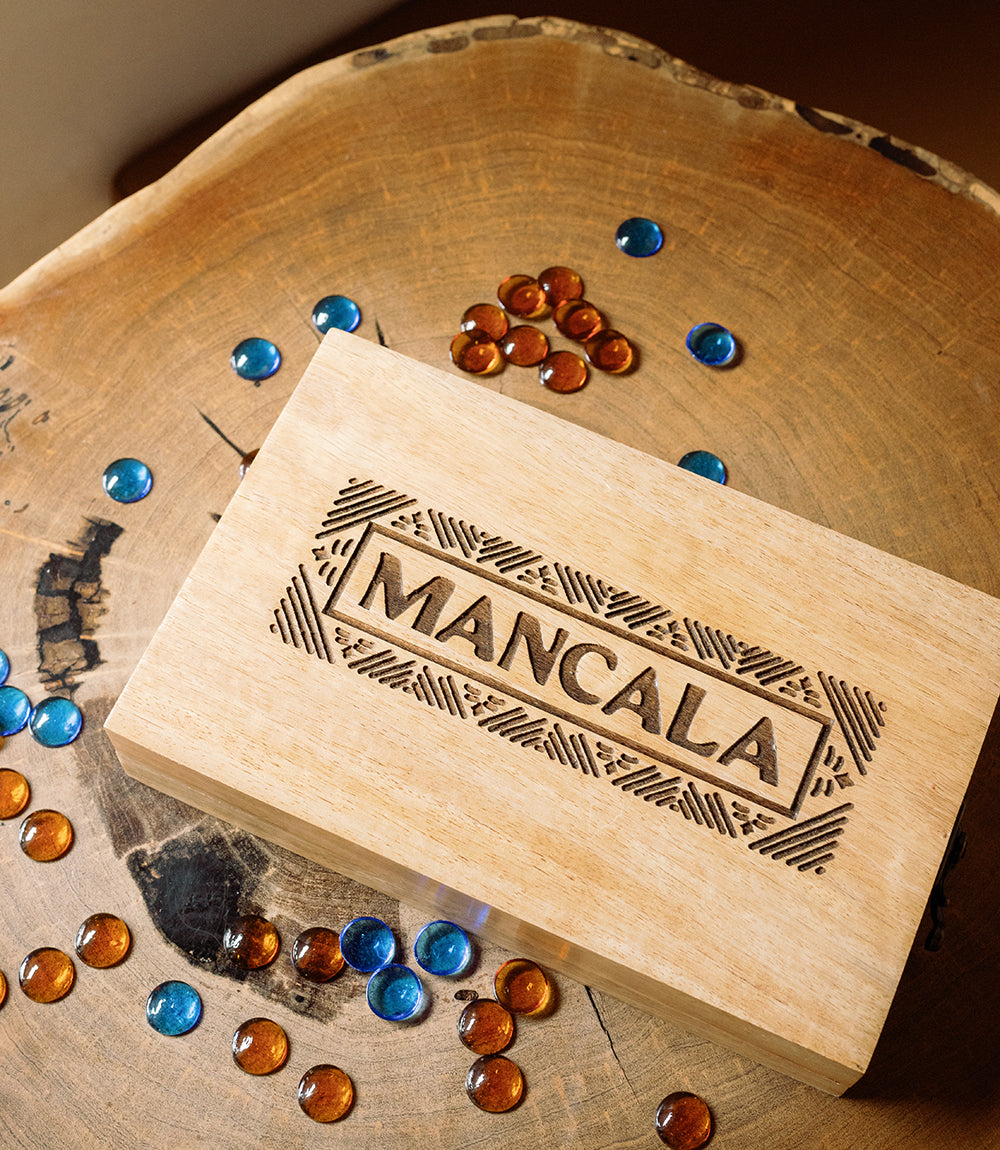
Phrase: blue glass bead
[
  {"left": 102, "top": 458, "right": 152, "bottom": 503},
  {"left": 231, "top": 337, "right": 281, "bottom": 381},
  {"left": 413, "top": 920, "right": 472, "bottom": 977},
  {"left": 29, "top": 696, "right": 83, "bottom": 747},
  {"left": 615, "top": 217, "right": 663, "bottom": 258},
  {"left": 0, "top": 686, "right": 31, "bottom": 736},
  {"left": 678, "top": 450, "right": 728, "bottom": 484},
  {"left": 0, "top": 648, "right": 8, "bottom": 686},
  {"left": 366, "top": 964, "right": 424, "bottom": 1022},
  {"left": 312, "top": 295, "right": 361, "bottom": 334},
  {"left": 339, "top": 916, "right": 396, "bottom": 973},
  {"left": 146, "top": 980, "right": 202, "bottom": 1036},
  {"left": 685, "top": 322, "right": 738, "bottom": 367}
]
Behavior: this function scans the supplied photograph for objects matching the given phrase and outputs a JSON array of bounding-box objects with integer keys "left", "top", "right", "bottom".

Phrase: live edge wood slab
[
  {"left": 5, "top": 13, "right": 1000, "bottom": 1149},
  {"left": 107, "top": 328, "right": 1000, "bottom": 1094}
]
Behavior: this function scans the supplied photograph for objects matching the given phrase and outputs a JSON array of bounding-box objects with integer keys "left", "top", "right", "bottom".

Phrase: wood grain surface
[{"left": 2, "top": 15, "right": 1000, "bottom": 1148}]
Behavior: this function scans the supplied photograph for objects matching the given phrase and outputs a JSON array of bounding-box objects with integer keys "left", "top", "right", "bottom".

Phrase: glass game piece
[
  {"left": 19, "top": 809, "right": 73, "bottom": 861},
  {"left": 223, "top": 913, "right": 281, "bottom": 969},
  {"left": 465, "top": 1054, "right": 524, "bottom": 1113},
  {"left": 458, "top": 998, "right": 515, "bottom": 1055},
  {"left": 678, "top": 450, "right": 727, "bottom": 484},
  {"left": 366, "top": 963, "right": 424, "bottom": 1021},
  {"left": 101, "top": 457, "right": 153, "bottom": 503},
  {"left": 19, "top": 947, "right": 75, "bottom": 1003},
  {"left": 232, "top": 1017, "right": 289, "bottom": 1075},
  {"left": 291, "top": 926, "right": 345, "bottom": 982},
  {"left": 497, "top": 274, "right": 548, "bottom": 319},
  {"left": 413, "top": 920, "right": 472, "bottom": 977},
  {"left": 0, "top": 647, "right": 8, "bottom": 685},
  {"left": 538, "top": 265, "right": 583, "bottom": 308},
  {"left": 615, "top": 216, "right": 664, "bottom": 257},
  {"left": 28, "top": 696, "right": 83, "bottom": 747},
  {"left": 685, "top": 322, "right": 737, "bottom": 367},
  {"left": 339, "top": 916, "right": 396, "bottom": 972},
  {"left": 585, "top": 329, "right": 636, "bottom": 373},
  {"left": 0, "top": 768, "right": 30, "bottom": 819},
  {"left": 239, "top": 448, "right": 259, "bottom": 478},
  {"left": 654, "top": 1091, "right": 713, "bottom": 1149},
  {"left": 500, "top": 325, "right": 549, "bottom": 366},
  {"left": 0, "top": 686, "right": 31, "bottom": 736},
  {"left": 312, "top": 295, "right": 361, "bottom": 334},
  {"left": 230, "top": 337, "right": 281, "bottom": 381},
  {"left": 493, "top": 957, "right": 554, "bottom": 1016},
  {"left": 450, "top": 330, "right": 503, "bottom": 375},
  {"left": 553, "top": 299, "right": 605, "bottom": 342},
  {"left": 539, "top": 351, "right": 588, "bottom": 393},
  {"left": 298, "top": 1064, "right": 355, "bottom": 1122},
  {"left": 0, "top": 969, "right": 6, "bottom": 1009},
  {"left": 75, "top": 912, "right": 132, "bottom": 968},
  {"left": 146, "top": 980, "right": 202, "bottom": 1036},
  {"left": 460, "top": 304, "right": 509, "bottom": 342}
]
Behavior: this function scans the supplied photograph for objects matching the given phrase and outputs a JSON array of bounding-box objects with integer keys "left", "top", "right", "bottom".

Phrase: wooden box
[{"left": 106, "top": 330, "right": 1000, "bottom": 1094}]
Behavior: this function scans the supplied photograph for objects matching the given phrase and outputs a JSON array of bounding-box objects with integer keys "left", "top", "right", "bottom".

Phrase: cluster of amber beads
[
  {"left": 654, "top": 1091, "right": 713, "bottom": 1149},
  {"left": 223, "top": 913, "right": 281, "bottom": 969},
  {"left": 18, "top": 808, "right": 73, "bottom": 861},
  {"left": 450, "top": 267, "right": 637, "bottom": 393},
  {"left": 232, "top": 1017, "right": 290, "bottom": 1075}
]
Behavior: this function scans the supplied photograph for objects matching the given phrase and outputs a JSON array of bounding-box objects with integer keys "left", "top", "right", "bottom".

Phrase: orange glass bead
[
  {"left": 291, "top": 926, "right": 345, "bottom": 982},
  {"left": 450, "top": 330, "right": 503, "bottom": 375},
  {"left": 538, "top": 265, "right": 584, "bottom": 308},
  {"left": 465, "top": 1054, "right": 524, "bottom": 1112},
  {"left": 0, "top": 767, "right": 30, "bottom": 819},
  {"left": 0, "top": 969, "right": 6, "bottom": 1009},
  {"left": 553, "top": 299, "right": 605, "bottom": 342},
  {"left": 19, "top": 947, "right": 75, "bottom": 1003},
  {"left": 232, "top": 1017, "right": 289, "bottom": 1075},
  {"left": 223, "top": 913, "right": 280, "bottom": 969},
  {"left": 493, "top": 958, "right": 554, "bottom": 1016},
  {"left": 539, "top": 351, "right": 588, "bottom": 394},
  {"left": 585, "top": 329, "right": 636, "bottom": 373},
  {"left": 239, "top": 448, "right": 259, "bottom": 478},
  {"left": 654, "top": 1092, "right": 713, "bottom": 1149},
  {"left": 75, "top": 912, "right": 131, "bottom": 968},
  {"left": 497, "top": 274, "right": 548, "bottom": 319},
  {"left": 460, "top": 304, "right": 509, "bottom": 342},
  {"left": 19, "top": 809, "right": 73, "bottom": 861},
  {"left": 500, "top": 325, "right": 549, "bottom": 367},
  {"left": 298, "top": 1064, "right": 354, "bottom": 1122},
  {"left": 458, "top": 998, "right": 515, "bottom": 1054}
]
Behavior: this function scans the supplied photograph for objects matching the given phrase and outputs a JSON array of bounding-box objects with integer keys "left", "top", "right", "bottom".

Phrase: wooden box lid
[{"left": 106, "top": 329, "right": 1000, "bottom": 1094}]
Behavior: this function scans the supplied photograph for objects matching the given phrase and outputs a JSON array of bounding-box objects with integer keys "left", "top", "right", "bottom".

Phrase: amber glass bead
[
  {"left": 539, "top": 351, "right": 588, "bottom": 394},
  {"left": 450, "top": 330, "right": 503, "bottom": 375},
  {"left": 291, "top": 926, "right": 345, "bottom": 982},
  {"left": 19, "top": 947, "right": 75, "bottom": 1003},
  {"left": 232, "top": 1017, "right": 289, "bottom": 1075},
  {"left": 0, "top": 969, "right": 6, "bottom": 1008},
  {"left": 458, "top": 998, "right": 515, "bottom": 1054},
  {"left": 585, "top": 329, "right": 636, "bottom": 374},
  {"left": 224, "top": 913, "right": 280, "bottom": 969},
  {"left": 75, "top": 912, "right": 131, "bottom": 968},
  {"left": 460, "top": 304, "right": 508, "bottom": 341},
  {"left": 654, "top": 1092, "right": 713, "bottom": 1149},
  {"left": 0, "top": 767, "right": 30, "bottom": 819},
  {"left": 493, "top": 958, "right": 554, "bottom": 1016},
  {"left": 497, "top": 274, "right": 548, "bottom": 319},
  {"left": 553, "top": 299, "right": 605, "bottom": 342},
  {"left": 500, "top": 325, "right": 549, "bottom": 367},
  {"left": 19, "top": 808, "right": 73, "bottom": 861},
  {"left": 538, "top": 265, "right": 584, "bottom": 308},
  {"left": 298, "top": 1064, "right": 354, "bottom": 1122},
  {"left": 239, "top": 448, "right": 259, "bottom": 478},
  {"left": 466, "top": 1054, "right": 524, "bottom": 1112}
]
